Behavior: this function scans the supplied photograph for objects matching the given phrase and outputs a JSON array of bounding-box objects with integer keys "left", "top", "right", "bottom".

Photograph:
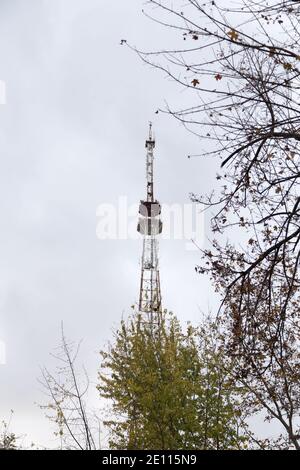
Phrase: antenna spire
[{"left": 149, "top": 121, "right": 152, "bottom": 140}]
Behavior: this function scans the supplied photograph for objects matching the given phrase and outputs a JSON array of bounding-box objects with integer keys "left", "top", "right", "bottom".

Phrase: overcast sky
[{"left": 0, "top": 0, "right": 221, "bottom": 447}]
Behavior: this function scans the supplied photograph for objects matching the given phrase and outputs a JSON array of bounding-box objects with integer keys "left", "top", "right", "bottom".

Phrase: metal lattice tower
[{"left": 137, "top": 123, "right": 163, "bottom": 323}]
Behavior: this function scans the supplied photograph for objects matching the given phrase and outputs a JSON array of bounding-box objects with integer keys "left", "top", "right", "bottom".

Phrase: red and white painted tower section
[{"left": 137, "top": 123, "right": 163, "bottom": 323}]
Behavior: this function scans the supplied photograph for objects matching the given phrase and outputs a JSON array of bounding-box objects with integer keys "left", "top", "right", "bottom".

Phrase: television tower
[{"left": 137, "top": 123, "right": 163, "bottom": 324}]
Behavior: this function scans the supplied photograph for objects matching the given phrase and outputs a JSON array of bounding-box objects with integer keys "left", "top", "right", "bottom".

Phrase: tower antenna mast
[{"left": 137, "top": 123, "right": 163, "bottom": 324}]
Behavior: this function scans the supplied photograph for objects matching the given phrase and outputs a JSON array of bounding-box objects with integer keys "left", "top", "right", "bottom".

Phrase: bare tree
[
  {"left": 124, "top": 0, "right": 300, "bottom": 353},
  {"left": 218, "top": 285, "right": 300, "bottom": 449},
  {"left": 40, "top": 326, "right": 100, "bottom": 450},
  {"left": 0, "top": 412, "right": 18, "bottom": 450}
]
